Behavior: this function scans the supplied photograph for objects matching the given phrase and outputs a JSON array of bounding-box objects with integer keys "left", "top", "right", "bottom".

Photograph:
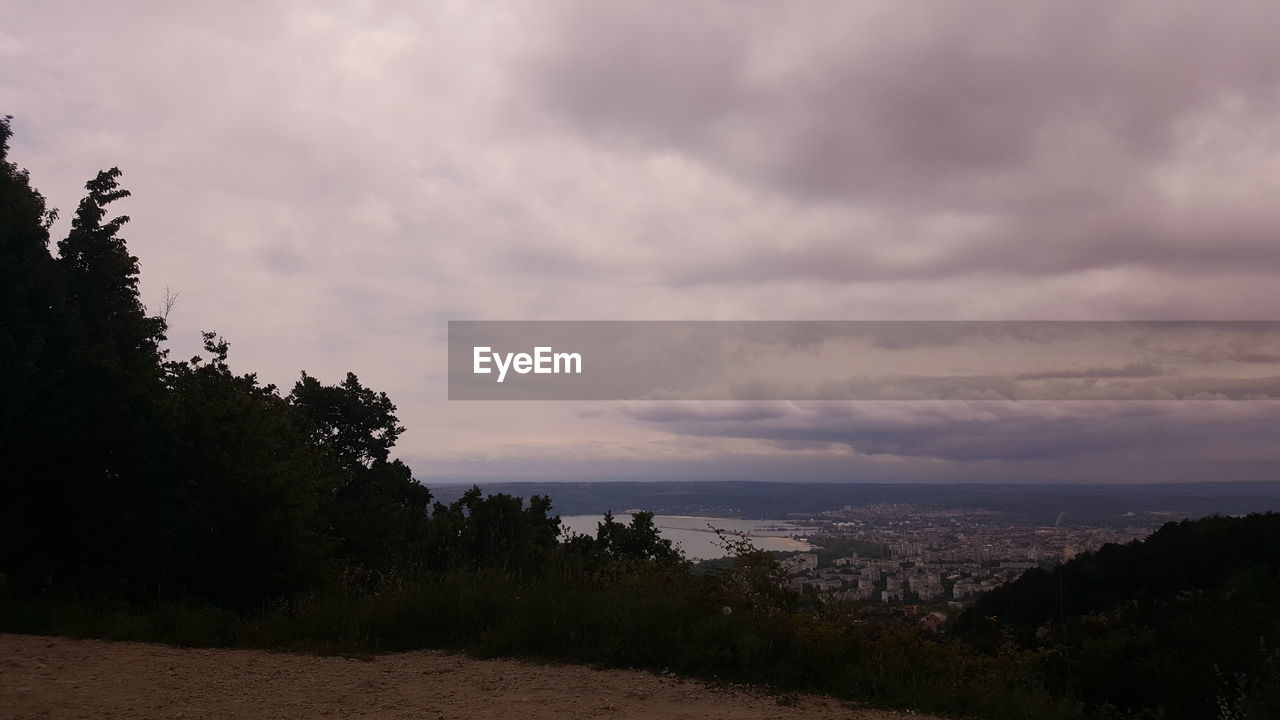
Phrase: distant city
[
  {"left": 434, "top": 480, "right": 1280, "bottom": 629},
  {"left": 769, "top": 501, "right": 1152, "bottom": 629}
]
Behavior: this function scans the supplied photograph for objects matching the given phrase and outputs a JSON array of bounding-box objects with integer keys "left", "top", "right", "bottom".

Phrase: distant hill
[
  {"left": 953, "top": 512, "right": 1280, "bottom": 719},
  {"left": 428, "top": 480, "right": 1280, "bottom": 527}
]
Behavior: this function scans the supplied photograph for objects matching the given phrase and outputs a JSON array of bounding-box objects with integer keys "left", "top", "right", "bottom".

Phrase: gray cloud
[
  {"left": 1014, "top": 362, "right": 1166, "bottom": 381},
  {"left": 5, "top": 1, "right": 1280, "bottom": 483},
  {"left": 525, "top": 2, "right": 1280, "bottom": 283},
  {"left": 618, "top": 401, "right": 1280, "bottom": 479}
]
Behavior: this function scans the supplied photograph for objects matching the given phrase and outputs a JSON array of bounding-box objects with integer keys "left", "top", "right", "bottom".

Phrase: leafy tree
[
  {"left": 146, "top": 333, "right": 336, "bottom": 604},
  {"left": 597, "top": 511, "right": 681, "bottom": 563},
  {"left": 562, "top": 511, "right": 684, "bottom": 572},
  {"left": 0, "top": 115, "right": 60, "bottom": 345},
  {"left": 291, "top": 371, "right": 404, "bottom": 472},
  {"left": 0, "top": 115, "right": 68, "bottom": 584},
  {"left": 710, "top": 528, "right": 797, "bottom": 616},
  {"left": 429, "top": 486, "right": 561, "bottom": 572},
  {"left": 290, "top": 372, "right": 431, "bottom": 575},
  {"left": 57, "top": 166, "right": 164, "bottom": 359},
  {"left": 1, "top": 120, "right": 168, "bottom": 589}
]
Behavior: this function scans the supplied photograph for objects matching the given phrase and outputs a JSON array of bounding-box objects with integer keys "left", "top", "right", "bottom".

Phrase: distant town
[
  {"left": 754, "top": 501, "right": 1154, "bottom": 629},
  {"left": 432, "top": 479, "right": 1280, "bottom": 631}
]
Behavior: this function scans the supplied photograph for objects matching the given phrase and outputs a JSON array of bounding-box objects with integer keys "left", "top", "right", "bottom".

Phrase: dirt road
[{"left": 0, "top": 633, "right": 940, "bottom": 720}]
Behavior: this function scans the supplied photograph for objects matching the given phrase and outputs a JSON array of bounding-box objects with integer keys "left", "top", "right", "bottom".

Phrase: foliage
[
  {"left": 562, "top": 510, "right": 684, "bottom": 569},
  {"left": 290, "top": 371, "right": 431, "bottom": 576},
  {"left": 805, "top": 534, "right": 888, "bottom": 561},
  {"left": 148, "top": 332, "right": 336, "bottom": 604},
  {"left": 427, "top": 486, "right": 562, "bottom": 573},
  {"left": 953, "top": 513, "right": 1280, "bottom": 719}
]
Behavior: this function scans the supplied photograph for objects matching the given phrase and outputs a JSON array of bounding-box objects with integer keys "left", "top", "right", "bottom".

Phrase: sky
[{"left": 5, "top": 1, "right": 1280, "bottom": 485}]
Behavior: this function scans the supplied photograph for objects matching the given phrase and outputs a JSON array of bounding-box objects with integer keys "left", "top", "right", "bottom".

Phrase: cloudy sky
[{"left": 6, "top": 1, "right": 1280, "bottom": 484}]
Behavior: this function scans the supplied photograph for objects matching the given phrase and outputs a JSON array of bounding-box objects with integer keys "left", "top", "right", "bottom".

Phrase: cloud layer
[{"left": 5, "top": 1, "right": 1280, "bottom": 483}]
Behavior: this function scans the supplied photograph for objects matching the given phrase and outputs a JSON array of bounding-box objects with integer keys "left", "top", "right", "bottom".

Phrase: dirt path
[{"left": 0, "top": 633, "right": 941, "bottom": 720}]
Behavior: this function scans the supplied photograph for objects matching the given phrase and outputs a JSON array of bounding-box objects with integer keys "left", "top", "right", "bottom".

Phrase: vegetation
[
  {"left": 953, "top": 513, "right": 1280, "bottom": 719},
  {"left": 806, "top": 534, "right": 888, "bottom": 562},
  {"left": 1, "top": 116, "right": 1274, "bottom": 719}
]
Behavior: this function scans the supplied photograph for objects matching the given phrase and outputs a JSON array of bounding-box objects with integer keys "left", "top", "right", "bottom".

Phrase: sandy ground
[{"left": 0, "top": 633, "right": 940, "bottom": 720}]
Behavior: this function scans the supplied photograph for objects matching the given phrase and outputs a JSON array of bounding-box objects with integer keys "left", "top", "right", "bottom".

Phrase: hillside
[{"left": 953, "top": 513, "right": 1280, "bottom": 719}]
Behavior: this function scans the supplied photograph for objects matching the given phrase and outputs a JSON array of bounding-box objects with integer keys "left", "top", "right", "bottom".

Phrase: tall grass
[{"left": 1, "top": 561, "right": 1083, "bottom": 719}]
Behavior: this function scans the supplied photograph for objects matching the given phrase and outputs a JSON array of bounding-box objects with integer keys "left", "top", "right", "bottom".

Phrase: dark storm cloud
[
  {"left": 527, "top": 1, "right": 1280, "bottom": 282},
  {"left": 1014, "top": 362, "right": 1165, "bottom": 381},
  {"left": 620, "top": 401, "right": 1280, "bottom": 470}
]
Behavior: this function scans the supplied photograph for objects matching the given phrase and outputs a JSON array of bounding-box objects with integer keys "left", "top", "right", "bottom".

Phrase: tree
[
  {"left": 150, "top": 333, "right": 336, "bottom": 604},
  {"left": 291, "top": 371, "right": 404, "bottom": 473},
  {"left": 0, "top": 115, "right": 60, "bottom": 346},
  {"left": 563, "top": 511, "right": 683, "bottom": 569},
  {"left": 429, "top": 487, "right": 562, "bottom": 571},
  {"left": 597, "top": 511, "right": 681, "bottom": 563},
  {"left": 57, "top": 166, "right": 165, "bottom": 365},
  {"left": 0, "top": 115, "right": 69, "bottom": 584},
  {"left": 1, "top": 121, "right": 169, "bottom": 589},
  {"left": 53, "top": 166, "right": 168, "bottom": 589},
  {"left": 290, "top": 372, "right": 431, "bottom": 575}
]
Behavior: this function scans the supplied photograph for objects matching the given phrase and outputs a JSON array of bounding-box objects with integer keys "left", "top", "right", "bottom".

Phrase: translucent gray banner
[{"left": 447, "top": 321, "right": 1280, "bottom": 401}]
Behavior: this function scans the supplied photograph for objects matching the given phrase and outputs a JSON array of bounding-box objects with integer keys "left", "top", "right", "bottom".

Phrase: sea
[{"left": 558, "top": 514, "right": 814, "bottom": 561}]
